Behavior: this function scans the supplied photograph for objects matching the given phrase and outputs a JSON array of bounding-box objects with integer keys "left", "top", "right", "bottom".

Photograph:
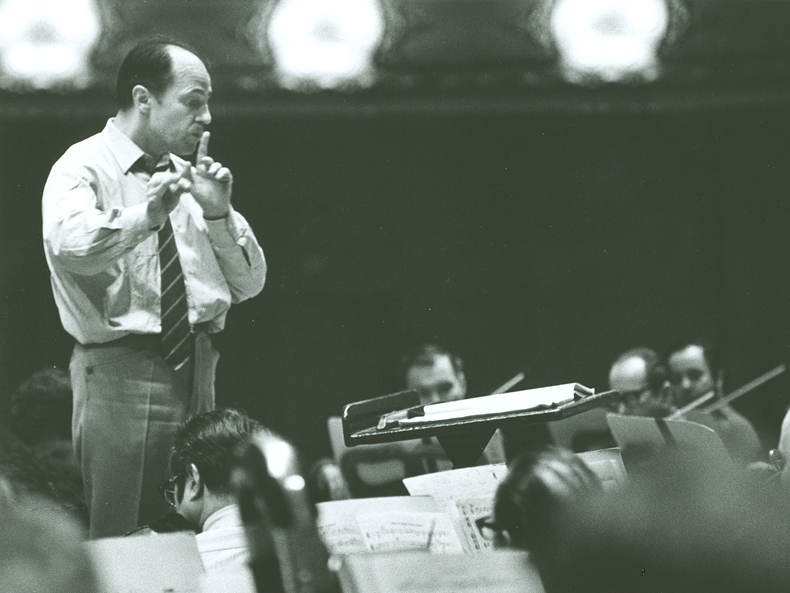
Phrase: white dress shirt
[
  {"left": 197, "top": 504, "right": 249, "bottom": 572},
  {"left": 42, "top": 119, "right": 266, "bottom": 345}
]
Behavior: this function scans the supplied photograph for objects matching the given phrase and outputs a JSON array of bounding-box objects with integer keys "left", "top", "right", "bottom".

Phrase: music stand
[{"left": 342, "top": 389, "right": 619, "bottom": 468}]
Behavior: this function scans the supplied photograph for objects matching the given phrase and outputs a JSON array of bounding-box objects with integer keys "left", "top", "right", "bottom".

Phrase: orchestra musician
[
  {"left": 608, "top": 347, "right": 675, "bottom": 418},
  {"left": 667, "top": 338, "right": 763, "bottom": 463}
]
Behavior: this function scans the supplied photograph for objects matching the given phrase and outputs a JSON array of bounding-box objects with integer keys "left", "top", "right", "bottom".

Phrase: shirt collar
[
  {"left": 203, "top": 504, "right": 242, "bottom": 532},
  {"left": 102, "top": 118, "right": 170, "bottom": 174}
]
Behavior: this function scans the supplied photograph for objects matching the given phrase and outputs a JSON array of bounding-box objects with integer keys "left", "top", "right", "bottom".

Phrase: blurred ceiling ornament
[
  {"left": 261, "top": 0, "right": 386, "bottom": 90},
  {"left": 525, "top": 0, "right": 689, "bottom": 84},
  {"left": 375, "top": 0, "right": 550, "bottom": 71},
  {"left": 0, "top": 0, "right": 101, "bottom": 91},
  {"left": 91, "top": 0, "right": 273, "bottom": 90}
]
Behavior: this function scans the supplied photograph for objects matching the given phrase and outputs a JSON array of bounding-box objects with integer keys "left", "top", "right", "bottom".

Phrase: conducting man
[{"left": 42, "top": 38, "right": 266, "bottom": 537}]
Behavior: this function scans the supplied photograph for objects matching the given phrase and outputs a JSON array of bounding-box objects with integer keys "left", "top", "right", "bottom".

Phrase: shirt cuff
[{"left": 205, "top": 209, "right": 245, "bottom": 247}]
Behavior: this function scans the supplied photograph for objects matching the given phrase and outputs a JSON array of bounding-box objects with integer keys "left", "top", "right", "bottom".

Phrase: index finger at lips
[{"left": 197, "top": 131, "right": 210, "bottom": 162}]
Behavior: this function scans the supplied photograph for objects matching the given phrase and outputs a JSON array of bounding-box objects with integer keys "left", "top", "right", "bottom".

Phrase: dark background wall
[{"left": 3, "top": 99, "right": 790, "bottom": 465}]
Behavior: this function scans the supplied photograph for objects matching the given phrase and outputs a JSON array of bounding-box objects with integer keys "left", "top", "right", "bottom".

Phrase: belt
[{"left": 80, "top": 323, "right": 212, "bottom": 350}]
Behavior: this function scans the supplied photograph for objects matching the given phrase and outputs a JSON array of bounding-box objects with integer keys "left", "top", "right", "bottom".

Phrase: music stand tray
[{"left": 342, "top": 389, "right": 618, "bottom": 468}]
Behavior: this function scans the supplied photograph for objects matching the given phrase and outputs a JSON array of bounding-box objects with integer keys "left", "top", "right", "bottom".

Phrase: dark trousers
[{"left": 70, "top": 331, "right": 217, "bottom": 539}]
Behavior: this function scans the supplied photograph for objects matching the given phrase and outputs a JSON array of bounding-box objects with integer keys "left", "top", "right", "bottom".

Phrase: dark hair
[
  {"left": 493, "top": 447, "right": 602, "bottom": 551},
  {"left": 399, "top": 343, "right": 464, "bottom": 382},
  {"left": 10, "top": 367, "right": 72, "bottom": 446},
  {"left": 116, "top": 38, "right": 203, "bottom": 110},
  {"left": 611, "top": 347, "right": 670, "bottom": 393},
  {"left": 0, "top": 430, "right": 57, "bottom": 501},
  {"left": 668, "top": 337, "right": 723, "bottom": 379},
  {"left": 169, "top": 408, "right": 265, "bottom": 496}
]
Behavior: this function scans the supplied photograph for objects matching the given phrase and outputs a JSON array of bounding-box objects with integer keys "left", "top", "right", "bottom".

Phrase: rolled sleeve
[
  {"left": 43, "top": 170, "right": 155, "bottom": 276},
  {"left": 205, "top": 209, "right": 266, "bottom": 302}
]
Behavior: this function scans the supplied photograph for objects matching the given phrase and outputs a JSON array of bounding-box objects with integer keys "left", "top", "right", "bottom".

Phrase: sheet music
[
  {"left": 402, "top": 464, "right": 508, "bottom": 506},
  {"left": 318, "top": 495, "right": 441, "bottom": 517},
  {"left": 456, "top": 497, "right": 496, "bottom": 552},
  {"left": 402, "top": 465, "right": 508, "bottom": 553},
  {"left": 399, "top": 384, "right": 589, "bottom": 425},
  {"left": 316, "top": 521, "right": 368, "bottom": 556},
  {"left": 316, "top": 496, "right": 464, "bottom": 555},
  {"left": 357, "top": 512, "right": 464, "bottom": 553}
]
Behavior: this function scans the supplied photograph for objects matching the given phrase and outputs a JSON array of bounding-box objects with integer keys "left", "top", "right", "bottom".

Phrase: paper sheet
[
  {"left": 398, "top": 383, "right": 589, "bottom": 425},
  {"left": 339, "top": 550, "right": 546, "bottom": 593},
  {"left": 402, "top": 464, "right": 509, "bottom": 553},
  {"left": 357, "top": 512, "right": 464, "bottom": 553},
  {"left": 456, "top": 497, "right": 496, "bottom": 552},
  {"left": 316, "top": 496, "right": 464, "bottom": 555},
  {"left": 87, "top": 532, "right": 204, "bottom": 593},
  {"left": 402, "top": 464, "right": 508, "bottom": 506}
]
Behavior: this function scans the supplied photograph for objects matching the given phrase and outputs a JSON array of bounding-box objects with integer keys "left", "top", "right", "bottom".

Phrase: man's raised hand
[
  {"left": 191, "top": 131, "right": 232, "bottom": 219},
  {"left": 146, "top": 169, "right": 192, "bottom": 227}
]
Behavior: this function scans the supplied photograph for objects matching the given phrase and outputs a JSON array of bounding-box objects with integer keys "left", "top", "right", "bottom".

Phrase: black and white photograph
[{"left": 2, "top": 1, "right": 790, "bottom": 592}]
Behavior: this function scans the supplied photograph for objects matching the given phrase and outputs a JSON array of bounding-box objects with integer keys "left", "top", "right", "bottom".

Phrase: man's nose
[{"left": 197, "top": 104, "right": 211, "bottom": 125}]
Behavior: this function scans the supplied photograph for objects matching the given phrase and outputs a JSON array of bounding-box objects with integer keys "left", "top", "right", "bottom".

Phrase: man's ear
[
  {"left": 131, "top": 85, "right": 152, "bottom": 114},
  {"left": 184, "top": 463, "right": 204, "bottom": 501},
  {"left": 457, "top": 371, "right": 467, "bottom": 395}
]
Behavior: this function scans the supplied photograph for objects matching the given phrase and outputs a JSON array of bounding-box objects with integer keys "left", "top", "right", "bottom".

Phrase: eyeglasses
[
  {"left": 158, "top": 473, "right": 184, "bottom": 509},
  {"left": 475, "top": 516, "right": 503, "bottom": 541},
  {"left": 619, "top": 386, "right": 652, "bottom": 403},
  {"left": 606, "top": 386, "right": 651, "bottom": 413}
]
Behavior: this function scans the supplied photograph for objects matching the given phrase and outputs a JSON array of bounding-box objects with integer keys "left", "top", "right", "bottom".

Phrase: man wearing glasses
[
  {"left": 160, "top": 408, "right": 291, "bottom": 573},
  {"left": 608, "top": 347, "right": 676, "bottom": 418}
]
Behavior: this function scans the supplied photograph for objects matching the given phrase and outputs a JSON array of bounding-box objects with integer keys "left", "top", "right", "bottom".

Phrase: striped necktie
[
  {"left": 139, "top": 156, "right": 191, "bottom": 370},
  {"left": 159, "top": 217, "right": 191, "bottom": 370}
]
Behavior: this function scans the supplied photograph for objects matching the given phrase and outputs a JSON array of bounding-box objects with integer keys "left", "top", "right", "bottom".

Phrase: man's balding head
[{"left": 609, "top": 348, "right": 675, "bottom": 417}]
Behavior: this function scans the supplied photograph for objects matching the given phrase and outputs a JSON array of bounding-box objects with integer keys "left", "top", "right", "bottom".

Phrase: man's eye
[{"left": 436, "top": 383, "right": 453, "bottom": 395}]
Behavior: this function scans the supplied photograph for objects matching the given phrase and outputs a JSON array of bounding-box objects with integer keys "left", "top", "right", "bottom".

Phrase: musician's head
[
  {"left": 533, "top": 446, "right": 790, "bottom": 593},
  {"left": 491, "top": 446, "right": 602, "bottom": 551},
  {"left": 165, "top": 408, "right": 268, "bottom": 531},
  {"left": 667, "top": 338, "right": 723, "bottom": 406},
  {"left": 608, "top": 347, "right": 675, "bottom": 417},
  {"left": 400, "top": 343, "right": 466, "bottom": 405}
]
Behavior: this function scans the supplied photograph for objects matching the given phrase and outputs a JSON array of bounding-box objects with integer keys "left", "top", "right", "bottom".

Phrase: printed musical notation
[{"left": 316, "top": 496, "right": 465, "bottom": 556}]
